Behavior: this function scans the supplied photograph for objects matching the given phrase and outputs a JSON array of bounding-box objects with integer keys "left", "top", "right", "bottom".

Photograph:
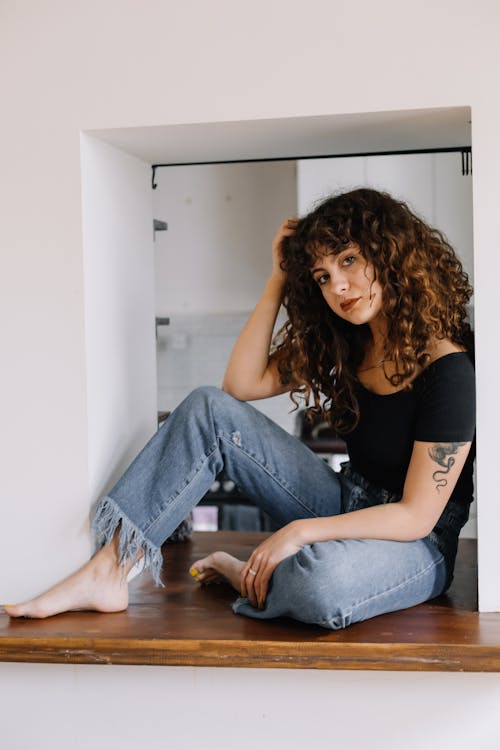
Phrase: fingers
[
  {"left": 241, "top": 553, "right": 273, "bottom": 609},
  {"left": 241, "top": 553, "right": 263, "bottom": 607},
  {"left": 255, "top": 568, "right": 272, "bottom": 609},
  {"left": 271, "top": 217, "right": 299, "bottom": 281},
  {"left": 273, "top": 217, "right": 299, "bottom": 248},
  {"left": 281, "top": 217, "right": 299, "bottom": 236}
]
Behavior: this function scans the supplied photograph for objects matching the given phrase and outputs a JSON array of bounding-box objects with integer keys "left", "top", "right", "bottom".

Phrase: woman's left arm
[
  {"left": 301, "top": 439, "right": 473, "bottom": 543},
  {"left": 242, "top": 440, "right": 472, "bottom": 607}
]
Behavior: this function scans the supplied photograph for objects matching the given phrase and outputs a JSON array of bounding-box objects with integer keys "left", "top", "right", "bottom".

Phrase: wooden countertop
[{"left": 1, "top": 533, "right": 497, "bottom": 671}]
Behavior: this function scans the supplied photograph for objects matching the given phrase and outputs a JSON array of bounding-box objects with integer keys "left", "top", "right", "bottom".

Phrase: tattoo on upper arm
[{"left": 428, "top": 442, "right": 467, "bottom": 491}]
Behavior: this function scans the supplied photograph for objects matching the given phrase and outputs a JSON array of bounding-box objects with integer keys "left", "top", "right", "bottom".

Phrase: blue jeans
[{"left": 93, "top": 386, "right": 466, "bottom": 630}]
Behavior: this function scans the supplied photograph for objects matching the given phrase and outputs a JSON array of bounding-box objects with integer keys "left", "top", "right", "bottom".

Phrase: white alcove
[{"left": 82, "top": 105, "right": 483, "bottom": 600}]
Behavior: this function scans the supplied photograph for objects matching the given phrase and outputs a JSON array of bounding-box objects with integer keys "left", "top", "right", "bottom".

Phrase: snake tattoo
[{"left": 428, "top": 442, "right": 467, "bottom": 491}]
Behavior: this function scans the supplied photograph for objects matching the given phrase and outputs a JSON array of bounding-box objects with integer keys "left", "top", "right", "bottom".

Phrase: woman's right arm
[{"left": 221, "top": 218, "right": 298, "bottom": 401}]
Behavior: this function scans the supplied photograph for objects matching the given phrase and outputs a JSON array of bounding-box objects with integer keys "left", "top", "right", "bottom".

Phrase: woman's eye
[
  {"left": 342, "top": 255, "right": 356, "bottom": 266},
  {"left": 316, "top": 273, "right": 329, "bottom": 286}
]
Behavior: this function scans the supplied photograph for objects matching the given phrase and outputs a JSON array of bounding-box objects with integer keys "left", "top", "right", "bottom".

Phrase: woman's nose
[{"left": 328, "top": 271, "right": 349, "bottom": 295}]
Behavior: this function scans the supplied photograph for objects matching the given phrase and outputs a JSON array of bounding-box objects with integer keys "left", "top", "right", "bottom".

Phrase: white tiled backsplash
[{"left": 156, "top": 312, "right": 297, "bottom": 435}]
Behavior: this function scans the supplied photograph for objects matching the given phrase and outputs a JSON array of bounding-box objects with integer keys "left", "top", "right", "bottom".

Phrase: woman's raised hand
[{"left": 271, "top": 218, "right": 299, "bottom": 283}]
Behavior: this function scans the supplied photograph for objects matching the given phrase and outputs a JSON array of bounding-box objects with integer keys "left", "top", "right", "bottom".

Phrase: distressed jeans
[{"left": 93, "top": 386, "right": 467, "bottom": 630}]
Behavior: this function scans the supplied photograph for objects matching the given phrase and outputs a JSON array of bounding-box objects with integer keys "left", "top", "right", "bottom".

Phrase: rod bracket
[{"left": 461, "top": 149, "right": 472, "bottom": 176}]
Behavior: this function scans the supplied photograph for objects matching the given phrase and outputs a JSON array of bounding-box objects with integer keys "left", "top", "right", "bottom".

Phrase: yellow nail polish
[{"left": 189, "top": 568, "right": 199, "bottom": 577}]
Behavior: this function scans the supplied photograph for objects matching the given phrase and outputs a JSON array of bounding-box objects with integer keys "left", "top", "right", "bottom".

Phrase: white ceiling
[{"left": 88, "top": 106, "right": 471, "bottom": 166}]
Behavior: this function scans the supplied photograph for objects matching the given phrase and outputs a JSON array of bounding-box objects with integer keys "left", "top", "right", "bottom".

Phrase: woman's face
[{"left": 310, "top": 244, "right": 384, "bottom": 326}]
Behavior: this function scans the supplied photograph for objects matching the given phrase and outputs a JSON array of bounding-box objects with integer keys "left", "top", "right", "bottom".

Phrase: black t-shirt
[{"left": 344, "top": 352, "right": 476, "bottom": 504}]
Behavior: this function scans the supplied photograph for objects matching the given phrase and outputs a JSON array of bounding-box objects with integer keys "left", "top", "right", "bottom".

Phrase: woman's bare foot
[
  {"left": 4, "top": 541, "right": 133, "bottom": 619},
  {"left": 189, "top": 551, "right": 245, "bottom": 592}
]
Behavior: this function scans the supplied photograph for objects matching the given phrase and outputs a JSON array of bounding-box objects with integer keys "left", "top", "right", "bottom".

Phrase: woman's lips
[{"left": 340, "top": 297, "right": 360, "bottom": 312}]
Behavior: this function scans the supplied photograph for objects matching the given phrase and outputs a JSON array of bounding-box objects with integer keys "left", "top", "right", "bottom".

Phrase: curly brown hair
[{"left": 272, "top": 188, "right": 473, "bottom": 433}]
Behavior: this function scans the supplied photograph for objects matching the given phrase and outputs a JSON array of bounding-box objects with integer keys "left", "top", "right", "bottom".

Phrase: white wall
[
  {"left": 80, "top": 135, "right": 157, "bottom": 508},
  {"left": 1, "top": 1, "right": 500, "bottom": 747},
  {"left": 153, "top": 161, "right": 297, "bottom": 314},
  {"left": 2, "top": 663, "right": 500, "bottom": 750}
]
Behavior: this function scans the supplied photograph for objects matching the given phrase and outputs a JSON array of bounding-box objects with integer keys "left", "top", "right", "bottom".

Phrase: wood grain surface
[{"left": 1, "top": 534, "right": 495, "bottom": 671}]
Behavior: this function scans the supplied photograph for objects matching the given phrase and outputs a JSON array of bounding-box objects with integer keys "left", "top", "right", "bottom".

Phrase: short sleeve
[{"left": 414, "top": 353, "right": 476, "bottom": 443}]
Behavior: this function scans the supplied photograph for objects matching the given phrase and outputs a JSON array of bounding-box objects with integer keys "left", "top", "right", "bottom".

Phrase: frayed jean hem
[{"left": 92, "top": 495, "right": 164, "bottom": 587}]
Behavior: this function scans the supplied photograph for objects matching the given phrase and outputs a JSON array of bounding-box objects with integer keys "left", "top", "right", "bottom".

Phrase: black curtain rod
[{"left": 151, "top": 145, "right": 472, "bottom": 189}]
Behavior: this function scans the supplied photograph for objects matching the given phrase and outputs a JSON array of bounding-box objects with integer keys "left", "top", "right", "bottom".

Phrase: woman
[{"left": 6, "top": 188, "right": 475, "bottom": 630}]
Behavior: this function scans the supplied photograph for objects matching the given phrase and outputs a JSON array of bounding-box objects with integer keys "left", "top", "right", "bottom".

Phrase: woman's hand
[
  {"left": 240, "top": 520, "right": 305, "bottom": 608},
  {"left": 271, "top": 218, "right": 299, "bottom": 283}
]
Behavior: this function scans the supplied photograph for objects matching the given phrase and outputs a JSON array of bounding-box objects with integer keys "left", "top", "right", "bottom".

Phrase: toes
[
  {"left": 189, "top": 568, "right": 221, "bottom": 584},
  {"left": 189, "top": 564, "right": 206, "bottom": 582},
  {"left": 189, "top": 556, "right": 213, "bottom": 576},
  {"left": 188, "top": 558, "right": 225, "bottom": 586},
  {"left": 4, "top": 604, "right": 25, "bottom": 618}
]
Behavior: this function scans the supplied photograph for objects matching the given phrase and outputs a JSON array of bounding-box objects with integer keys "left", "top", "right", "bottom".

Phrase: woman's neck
[{"left": 366, "top": 318, "right": 389, "bottom": 360}]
